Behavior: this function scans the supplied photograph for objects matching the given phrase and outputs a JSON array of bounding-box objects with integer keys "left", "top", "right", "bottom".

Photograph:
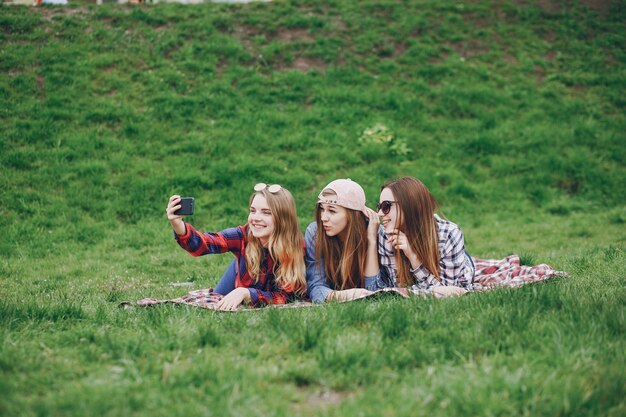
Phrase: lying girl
[
  {"left": 165, "top": 183, "right": 307, "bottom": 311},
  {"left": 305, "top": 179, "right": 380, "bottom": 303},
  {"left": 374, "top": 176, "right": 564, "bottom": 295},
  {"left": 374, "top": 176, "right": 474, "bottom": 293}
]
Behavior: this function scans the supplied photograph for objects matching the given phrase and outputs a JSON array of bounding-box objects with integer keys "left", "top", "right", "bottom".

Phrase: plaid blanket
[
  {"left": 122, "top": 287, "right": 409, "bottom": 311},
  {"left": 121, "top": 255, "right": 565, "bottom": 311},
  {"left": 471, "top": 255, "right": 566, "bottom": 291}
]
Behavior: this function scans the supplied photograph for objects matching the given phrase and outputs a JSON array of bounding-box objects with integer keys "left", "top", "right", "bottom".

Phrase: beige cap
[{"left": 318, "top": 179, "right": 366, "bottom": 212}]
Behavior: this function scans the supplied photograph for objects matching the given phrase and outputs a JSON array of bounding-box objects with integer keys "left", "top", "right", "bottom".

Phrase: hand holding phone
[{"left": 167, "top": 195, "right": 191, "bottom": 236}]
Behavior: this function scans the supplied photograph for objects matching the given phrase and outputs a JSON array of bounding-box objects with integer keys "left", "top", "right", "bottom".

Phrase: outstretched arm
[{"left": 166, "top": 194, "right": 245, "bottom": 257}]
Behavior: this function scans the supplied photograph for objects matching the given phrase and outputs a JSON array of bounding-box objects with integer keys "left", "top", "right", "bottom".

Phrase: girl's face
[
  {"left": 319, "top": 203, "right": 349, "bottom": 240},
  {"left": 378, "top": 187, "right": 401, "bottom": 233},
  {"left": 248, "top": 194, "right": 275, "bottom": 246}
]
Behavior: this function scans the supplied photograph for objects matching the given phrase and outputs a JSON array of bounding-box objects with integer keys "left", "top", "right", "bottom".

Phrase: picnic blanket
[
  {"left": 121, "top": 287, "right": 410, "bottom": 311},
  {"left": 471, "top": 254, "right": 567, "bottom": 290},
  {"left": 121, "top": 254, "right": 565, "bottom": 311}
]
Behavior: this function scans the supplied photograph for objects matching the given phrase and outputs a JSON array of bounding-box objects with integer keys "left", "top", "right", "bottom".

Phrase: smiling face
[
  {"left": 318, "top": 202, "right": 349, "bottom": 240},
  {"left": 248, "top": 194, "right": 275, "bottom": 246},
  {"left": 378, "top": 187, "right": 401, "bottom": 233}
]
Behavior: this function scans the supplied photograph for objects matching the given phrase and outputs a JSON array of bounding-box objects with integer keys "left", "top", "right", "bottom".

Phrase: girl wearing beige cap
[{"left": 305, "top": 179, "right": 380, "bottom": 303}]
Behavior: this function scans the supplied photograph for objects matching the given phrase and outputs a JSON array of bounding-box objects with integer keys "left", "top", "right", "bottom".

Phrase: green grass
[{"left": 1, "top": 0, "right": 625, "bottom": 415}]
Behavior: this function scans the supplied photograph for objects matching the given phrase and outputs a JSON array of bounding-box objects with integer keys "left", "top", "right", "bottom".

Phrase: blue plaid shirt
[{"left": 375, "top": 215, "right": 475, "bottom": 293}]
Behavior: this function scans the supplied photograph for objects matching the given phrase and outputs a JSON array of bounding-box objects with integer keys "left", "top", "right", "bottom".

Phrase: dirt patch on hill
[
  {"left": 232, "top": 24, "right": 315, "bottom": 44},
  {"left": 580, "top": 0, "right": 613, "bottom": 14},
  {"left": 538, "top": 0, "right": 561, "bottom": 13},
  {"left": 538, "top": 0, "right": 613, "bottom": 14},
  {"left": 275, "top": 28, "right": 314, "bottom": 43},
  {"left": 291, "top": 389, "right": 352, "bottom": 414},
  {"left": 288, "top": 56, "right": 326, "bottom": 72},
  {"left": 231, "top": 23, "right": 327, "bottom": 73},
  {"left": 36, "top": 5, "right": 90, "bottom": 21},
  {"left": 448, "top": 39, "right": 491, "bottom": 60}
]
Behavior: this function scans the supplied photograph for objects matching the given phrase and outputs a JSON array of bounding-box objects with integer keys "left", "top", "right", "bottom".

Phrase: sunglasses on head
[
  {"left": 254, "top": 183, "right": 282, "bottom": 193},
  {"left": 376, "top": 200, "right": 397, "bottom": 215}
]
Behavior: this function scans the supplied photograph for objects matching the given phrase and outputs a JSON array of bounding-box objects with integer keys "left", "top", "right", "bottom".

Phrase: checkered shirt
[{"left": 377, "top": 214, "right": 475, "bottom": 292}]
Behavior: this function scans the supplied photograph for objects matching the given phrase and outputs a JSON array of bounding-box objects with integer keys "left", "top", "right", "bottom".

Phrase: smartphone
[{"left": 174, "top": 197, "right": 194, "bottom": 216}]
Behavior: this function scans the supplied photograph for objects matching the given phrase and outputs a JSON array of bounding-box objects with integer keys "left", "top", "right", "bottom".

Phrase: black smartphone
[{"left": 174, "top": 197, "right": 194, "bottom": 216}]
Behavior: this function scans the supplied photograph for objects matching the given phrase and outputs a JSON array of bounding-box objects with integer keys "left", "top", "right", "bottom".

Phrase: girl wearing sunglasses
[
  {"left": 374, "top": 176, "right": 474, "bottom": 294},
  {"left": 305, "top": 179, "right": 380, "bottom": 303},
  {"left": 166, "top": 183, "right": 307, "bottom": 311}
]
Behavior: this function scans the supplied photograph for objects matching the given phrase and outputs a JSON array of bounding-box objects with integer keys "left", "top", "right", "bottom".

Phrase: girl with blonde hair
[{"left": 166, "top": 183, "right": 306, "bottom": 311}]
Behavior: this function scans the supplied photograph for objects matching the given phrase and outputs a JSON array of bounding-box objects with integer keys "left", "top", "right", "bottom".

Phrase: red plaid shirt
[{"left": 175, "top": 223, "right": 301, "bottom": 306}]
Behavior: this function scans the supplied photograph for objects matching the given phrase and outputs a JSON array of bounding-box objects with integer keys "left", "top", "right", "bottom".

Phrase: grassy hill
[{"left": 1, "top": 1, "right": 624, "bottom": 416}]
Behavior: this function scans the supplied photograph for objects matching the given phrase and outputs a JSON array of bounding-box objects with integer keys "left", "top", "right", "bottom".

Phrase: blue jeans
[{"left": 214, "top": 258, "right": 237, "bottom": 295}]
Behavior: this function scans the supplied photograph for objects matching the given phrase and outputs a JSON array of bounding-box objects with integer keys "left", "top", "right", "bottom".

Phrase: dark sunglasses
[{"left": 376, "top": 200, "right": 397, "bottom": 215}]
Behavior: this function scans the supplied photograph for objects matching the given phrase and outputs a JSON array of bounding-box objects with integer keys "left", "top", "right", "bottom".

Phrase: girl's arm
[
  {"left": 248, "top": 287, "right": 296, "bottom": 306},
  {"left": 438, "top": 227, "right": 473, "bottom": 287},
  {"left": 363, "top": 207, "right": 380, "bottom": 278},
  {"left": 175, "top": 223, "right": 244, "bottom": 257},
  {"left": 167, "top": 194, "right": 245, "bottom": 256},
  {"left": 369, "top": 227, "right": 396, "bottom": 290},
  {"left": 304, "top": 222, "right": 334, "bottom": 303}
]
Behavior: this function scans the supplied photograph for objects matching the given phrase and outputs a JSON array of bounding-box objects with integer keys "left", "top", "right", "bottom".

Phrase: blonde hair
[
  {"left": 245, "top": 187, "right": 307, "bottom": 296},
  {"left": 314, "top": 190, "right": 368, "bottom": 290},
  {"left": 383, "top": 177, "right": 440, "bottom": 286}
]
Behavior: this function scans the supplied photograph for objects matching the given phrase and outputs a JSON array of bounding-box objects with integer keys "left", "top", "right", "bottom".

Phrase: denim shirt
[{"left": 305, "top": 222, "right": 379, "bottom": 303}]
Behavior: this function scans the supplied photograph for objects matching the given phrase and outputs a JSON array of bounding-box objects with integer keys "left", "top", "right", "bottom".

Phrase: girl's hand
[
  {"left": 363, "top": 207, "right": 380, "bottom": 244},
  {"left": 388, "top": 229, "right": 410, "bottom": 253},
  {"left": 388, "top": 229, "right": 420, "bottom": 268},
  {"left": 215, "top": 288, "right": 251, "bottom": 311},
  {"left": 166, "top": 195, "right": 186, "bottom": 235},
  {"left": 166, "top": 195, "right": 183, "bottom": 221}
]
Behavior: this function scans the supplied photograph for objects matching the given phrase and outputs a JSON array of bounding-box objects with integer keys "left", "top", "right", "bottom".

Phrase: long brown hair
[
  {"left": 314, "top": 190, "right": 368, "bottom": 290},
  {"left": 245, "top": 187, "right": 307, "bottom": 296},
  {"left": 382, "top": 177, "right": 440, "bottom": 286}
]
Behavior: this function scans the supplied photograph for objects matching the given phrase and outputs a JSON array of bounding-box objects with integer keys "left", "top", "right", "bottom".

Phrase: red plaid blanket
[
  {"left": 123, "top": 287, "right": 409, "bottom": 311},
  {"left": 122, "top": 255, "right": 564, "bottom": 311},
  {"left": 134, "top": 288, "right": 225, "bottom": 309},
  {"left": 472, "top": 255, "right": 566, "bottom": 291}
]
